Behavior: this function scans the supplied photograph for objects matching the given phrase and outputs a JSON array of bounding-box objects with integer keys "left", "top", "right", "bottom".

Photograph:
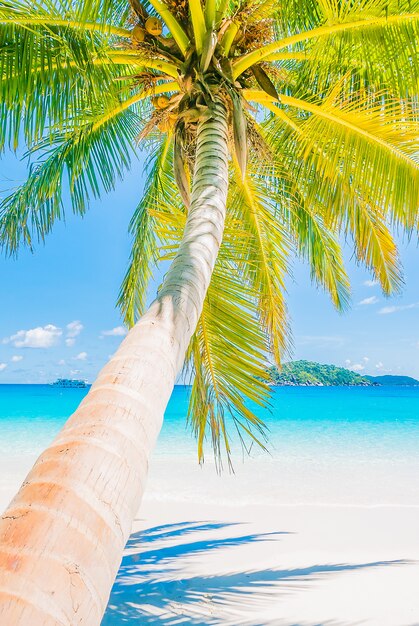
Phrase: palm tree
[{"left": 0, "top": 0, "right": 418, "bottom": 622}]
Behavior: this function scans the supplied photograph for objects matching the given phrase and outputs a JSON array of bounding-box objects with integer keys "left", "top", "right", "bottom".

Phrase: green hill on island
[
  {"left": 268, "top": 361, "right": 374, "bottom": 386},
  {"left": 268, "top": 361, "right": 419, "bottom": 386}
]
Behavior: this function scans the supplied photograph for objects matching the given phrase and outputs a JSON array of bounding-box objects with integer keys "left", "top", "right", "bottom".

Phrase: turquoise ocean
[{"left": 1, "top": 384, "right": 419, "bottom": 507}]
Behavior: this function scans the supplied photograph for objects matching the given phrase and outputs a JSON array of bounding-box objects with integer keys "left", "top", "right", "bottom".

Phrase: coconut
[
  {"left": 131, "top": 25, "right": 145, "bottom": 42},
  {"left": 153, "top": 95, "right": 170, "bottom": 109},
  {"left": 157, "top": 113, "right": 177, "bottom": 133},
  {"left": 145, "top": 17, "right": 163, "bottom": 36}
]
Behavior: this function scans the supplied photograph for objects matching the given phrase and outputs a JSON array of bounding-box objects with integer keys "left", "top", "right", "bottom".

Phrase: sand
[
  {"left": 1, "top": 453, "right": 419, "bottom": 625},
  {"left": 100, "top": 500, "right": 419, "bottom": 625}
]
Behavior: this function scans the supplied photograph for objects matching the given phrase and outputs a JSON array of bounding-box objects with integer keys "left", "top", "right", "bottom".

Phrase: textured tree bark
[{"left": 0, "top": 100, "right": 229, "bottom": 625}]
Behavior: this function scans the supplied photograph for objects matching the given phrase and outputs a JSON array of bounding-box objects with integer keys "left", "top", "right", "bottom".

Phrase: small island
[
  {"left": 365, "top": 374, "right": 419, "bottom": 386},
  {"left": 268, "top": 360, "right": 419, "bottom": 386}
]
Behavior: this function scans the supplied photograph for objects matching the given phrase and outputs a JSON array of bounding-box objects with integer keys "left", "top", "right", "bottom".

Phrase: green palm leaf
[
  {"left": 118, "top": 133, "right": 185, "bottom": 324},
  {"left": 229, "top": 160, "right": 291, "bottom": 366},
  {"left": 260, "top": 100, "right": 404, "bottom": 297},
  {"left": 186, "top": 256, "right": 271, "bottom": 468},
  {"left": 0, "top": 94, "right": 146, "bottom": 252}
]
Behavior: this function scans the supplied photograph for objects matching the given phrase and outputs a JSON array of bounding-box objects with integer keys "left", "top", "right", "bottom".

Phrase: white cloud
[
  {"left": 58, "top": 359, "right": 66, "bottom": 366},
  {"left": 66, "top": 320, "right": 83, "bottom": 338},
  {"left": 378, "top": 303, "right": 419, "bottom": 315},
  {"left": 101, "top": 326, "right": 127, "bottom": 337},
  {"left": 0, "top": 363, "right": 7, "bottom": 371},
  {"left": 7, "top": 324, "right": 62, "bottom": 348},
  {"left": 11, "top": 355, "right": 23, "bottom": 362},
  {"left": 345, "top": 356, "right": 369, "bottom": 372},
  {"left": 371, "top": 361, "right": 393, "bottom": 373},
  {"left": 74, "top": 352, "right": 87, "bottom": 361},
  {"left": 359, "top": 296, "right": 379, "bottom": 306},
  {"left": 379, "top": 306, "right": 397, "bottom": 315},
  {"left": 70, "top": 369, "right": 81, "bottom": 376},
  {"left": 349, "top": 363, "right": 365, "bottom": 372},
  {"left": 64, "top": 321, "right": 83, "bottom": 347},
  {"left": 363, "top": 280, "right": 379, "bottom": 287}
]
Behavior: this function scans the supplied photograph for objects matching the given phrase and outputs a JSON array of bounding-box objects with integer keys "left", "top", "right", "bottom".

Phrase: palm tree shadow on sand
[{"left": 101, "top": 521, "right": 409, "bottom": 626}]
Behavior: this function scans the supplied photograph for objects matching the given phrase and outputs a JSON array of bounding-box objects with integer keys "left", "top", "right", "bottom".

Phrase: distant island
[
  {"left": 268, "top": 360, "right": 419, "bottom": 387},
  {"left": 365, "top": 374, "right": 419, "bottom": 386}
]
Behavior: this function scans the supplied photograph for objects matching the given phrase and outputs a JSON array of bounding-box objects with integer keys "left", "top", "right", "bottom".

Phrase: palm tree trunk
[{"left": 0, "top": 100, "right": 229, "bottom": 625}]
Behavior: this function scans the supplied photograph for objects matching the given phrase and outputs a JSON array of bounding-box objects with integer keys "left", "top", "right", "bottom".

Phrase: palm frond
[
  {"left": 282, "top": 91, "right": 419, "bottom": 229},
  {"left": 0, "top": 0, "right": 131, "bottom": 36},
  {"left": 244, "top": 87, "right": 419, "bottom": 230},
  {"left": 234, "top": 9, "right": 419, "bottom": 77},
  {"left": 287, "top": 199, "right": 351, "bottom": 310},
  {"left": 280, "top": 19, "right": 419, "bottom": 98},
  {"left": 186, "top": 256, "right": 271, "bottom": 469},
  {"left": 258, "top": 98, "right": 403, "bottom": 296},
  {"left": 118, "top": 134, "right": 185, "bottom": 325},
  {"left": 274, "top": 0, "right": 324, "bottom": 36},
  {"left": 229, "top": 159, "right": 291, "bottom": 366},
  {"left": 344, "top": 193, "right": 402, "bottom": 293},
  {"left": 0, "top": 1, "right": 137, "bottom": 149},
  {"left": 259, "top": 133, "right": 352, "bottom": 309},
  {"left": 0, "top": 94, "right": 147, "bottom": 252}
]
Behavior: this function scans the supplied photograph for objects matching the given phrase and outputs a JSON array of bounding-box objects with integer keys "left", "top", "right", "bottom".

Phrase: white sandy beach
[
  {"left": 103, "top": 501, "right": 419, "bottom": 626},
  {"left": 1, "top": 449, "right": 419, "bottom": 625}
]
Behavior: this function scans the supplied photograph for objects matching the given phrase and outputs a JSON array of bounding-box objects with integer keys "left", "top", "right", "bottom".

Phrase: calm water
[
  {"left": 1, "top": 384, "right": 419, "bottom": 457},
  {"left": 1, "top": 384, "right": 419, "bottom": 505}
]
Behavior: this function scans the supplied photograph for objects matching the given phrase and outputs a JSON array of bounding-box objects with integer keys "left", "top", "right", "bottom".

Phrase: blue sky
[{"left": 1, "top": 148, "right": 418, "bottom": 383}]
